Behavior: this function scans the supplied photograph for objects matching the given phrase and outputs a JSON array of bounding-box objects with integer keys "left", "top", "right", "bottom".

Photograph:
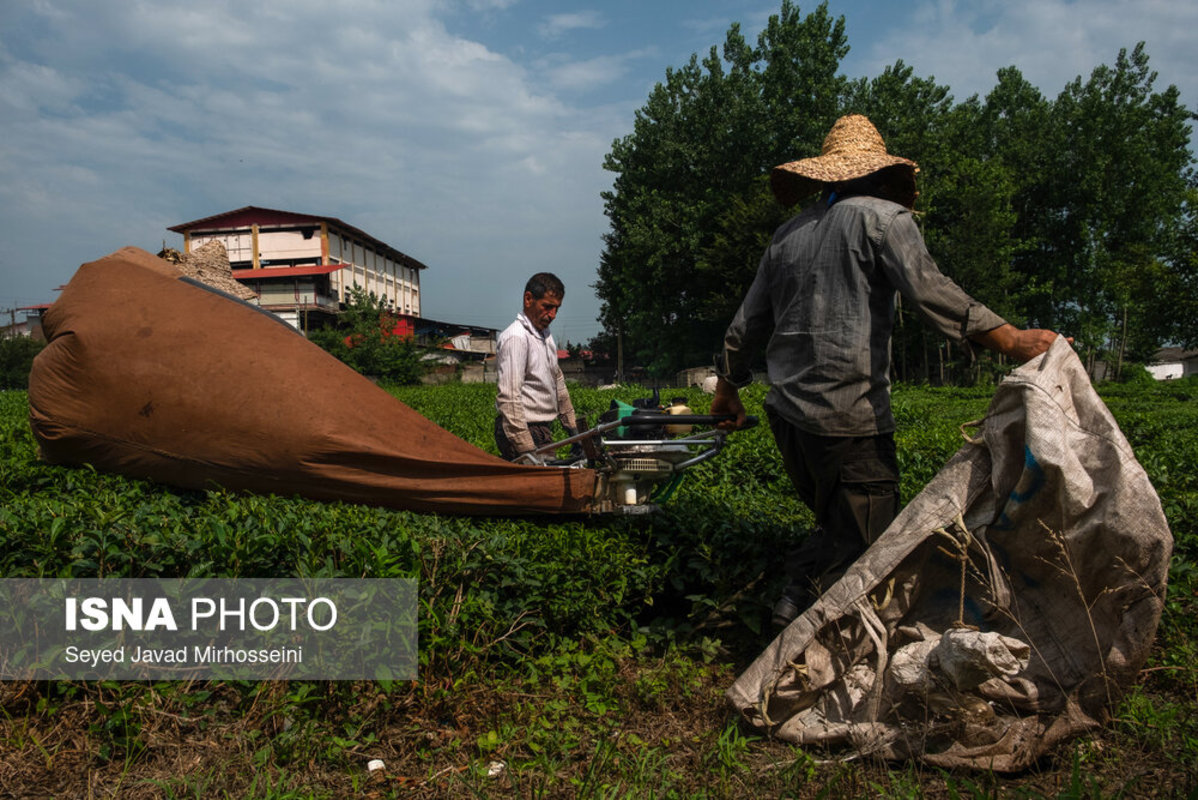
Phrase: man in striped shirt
[{"left": 494, "top": 273, "right": 578, "bottom": 462}]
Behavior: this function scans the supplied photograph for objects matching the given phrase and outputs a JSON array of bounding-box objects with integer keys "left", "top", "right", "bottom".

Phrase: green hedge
[{"left": 2, "top": 377, "right": 1195, "bottom": 668}]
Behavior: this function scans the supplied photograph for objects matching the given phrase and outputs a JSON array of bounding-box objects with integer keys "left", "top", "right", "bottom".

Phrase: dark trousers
[
  {"left": 494, "top": 416, "right": 556, "bottom": 461},
  {"left": 768, "top": 409, "right": 900, "bottom": 601}
]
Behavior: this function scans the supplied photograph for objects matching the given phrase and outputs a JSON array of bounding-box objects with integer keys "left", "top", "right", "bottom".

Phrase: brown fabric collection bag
[
  {"left": 28, "top": 247, "right": 595, "bottom": 516},
  {"left": 726, "top": 337, "right": 1172, "bottom": 770}
]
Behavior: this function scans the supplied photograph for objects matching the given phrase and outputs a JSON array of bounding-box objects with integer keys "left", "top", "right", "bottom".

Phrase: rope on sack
[
  {"left": 759, "top": 658, "right": 808, "bottom": 728},
  {"left": 855, "top": 598, "right": 890, "bottom": 721},
  {"left": 960, "top": 419, "right": 986, "bottom": 445},
  {"left": 932, "top": 513, "right": 977, "bottom": 630}
]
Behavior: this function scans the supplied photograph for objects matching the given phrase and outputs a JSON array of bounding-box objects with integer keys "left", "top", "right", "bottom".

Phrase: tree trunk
[
  {"left": 1116, "top": 305, "right": 1128, "bottom": 382},
  {"left": 921, "top": 331, "right": 929, "bottom": 383},
  {"left": 617, "top": 331, "right": 624, "bottom": 383}
]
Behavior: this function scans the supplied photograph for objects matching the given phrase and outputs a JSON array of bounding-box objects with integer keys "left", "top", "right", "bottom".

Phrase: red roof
[
  {"left": 168, "top": 206, "right": 429, "bottom": 271},
  {"left": 232, "top": 264, "right": 346, "bottom": 280}
]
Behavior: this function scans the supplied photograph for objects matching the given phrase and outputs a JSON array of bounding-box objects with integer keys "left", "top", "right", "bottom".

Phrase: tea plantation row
[
  {"left": 1, "top": 378, "right": 1195, "bottom": 797},
  {"left": 2, "top": 380, "right": 1196, "bottom": 667}
]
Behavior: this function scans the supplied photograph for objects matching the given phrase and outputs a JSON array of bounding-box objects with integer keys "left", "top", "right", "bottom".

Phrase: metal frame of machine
[{"left": 515, "top": 409, "right": 757, "bottom": 514}]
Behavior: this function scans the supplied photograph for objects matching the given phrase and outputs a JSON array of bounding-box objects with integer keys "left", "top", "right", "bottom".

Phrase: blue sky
[{"left": 2, "top": 0, "right": 1195, "bottom": 343}]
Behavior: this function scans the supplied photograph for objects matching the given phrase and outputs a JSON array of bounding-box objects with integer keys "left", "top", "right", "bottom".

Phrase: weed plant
[{"left": 1, "top": 378, "right": 1196, "bottom": 798}]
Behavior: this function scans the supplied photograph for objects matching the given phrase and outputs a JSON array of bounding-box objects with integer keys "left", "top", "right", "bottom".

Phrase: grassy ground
[{"left": 1, "top": 379, "right": 1196, "bottom": 798}]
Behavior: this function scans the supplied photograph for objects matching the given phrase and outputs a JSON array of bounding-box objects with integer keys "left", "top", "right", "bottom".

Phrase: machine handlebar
[{"left": 620, "top": 413, "right": 759, "bottom": 429}]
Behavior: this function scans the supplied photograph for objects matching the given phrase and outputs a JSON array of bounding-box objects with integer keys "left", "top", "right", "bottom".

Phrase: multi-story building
[{"left": 168, "top": 206, "right": 427, "bottom": 331}]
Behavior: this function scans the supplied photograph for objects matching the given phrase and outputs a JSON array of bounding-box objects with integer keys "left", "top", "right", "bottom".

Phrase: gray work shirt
[{"left": 720, "top": 195, "right": 1006, "bottom": 436}]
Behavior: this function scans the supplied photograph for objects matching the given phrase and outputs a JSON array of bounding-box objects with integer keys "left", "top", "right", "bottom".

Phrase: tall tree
[
  {"left": 598, "top": 9, "right": 1193, "bottom": 380},
  {"left": 1036, "top": 44, "right": 1193, "bottom": 373},
  {"left": 978, "top": 67, "right": 1057, "bottom": 330},
  {"left": 754, "top": 0, "right": 849, "bottom": 166},
  {"left": 597, "top": 0, "right": 848, "bottom": 377},
  {"left": 1151, "top": 189, "right": 1198, "bottom": 351},
  {"left": 596, "top": 53, "right": 724, "bottom": 376}
]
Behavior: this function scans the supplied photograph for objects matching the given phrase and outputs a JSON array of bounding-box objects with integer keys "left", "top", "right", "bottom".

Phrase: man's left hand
[
  {"left": 711, "top": 378, "right": 748, "bottom": 430},
  {"left": 514, "top": 450, "right": 545, "bottom": 466}
]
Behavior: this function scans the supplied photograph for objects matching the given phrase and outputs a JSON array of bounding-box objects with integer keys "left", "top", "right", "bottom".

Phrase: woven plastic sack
[{"left": 727, "top": 338, "right": 1171, "bottom": 770}]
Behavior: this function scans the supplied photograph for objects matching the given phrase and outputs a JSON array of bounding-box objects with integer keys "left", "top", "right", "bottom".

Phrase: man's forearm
[
  {"left": 554, "top": 367, "right": 577, "bottom": 429},
  {"left": 970, "top": 324, "right": 1062, "bottom": 362},
  {"left": 718, "top": 262, "right": 772, "bottom": 386}
]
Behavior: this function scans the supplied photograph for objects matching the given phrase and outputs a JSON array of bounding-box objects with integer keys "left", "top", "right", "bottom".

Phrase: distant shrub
[
  {"left": 308, "top": 286, "right": 430, "bottom": 385},
  {"left": 0, "top": 336, "right": 44, "bottom": 390},
  {"left": 1118, "top": 362, "right": 1156, "bottom": 385},
  {"left": 2, "top": 379, "right": 1193, "bottom": 658}
]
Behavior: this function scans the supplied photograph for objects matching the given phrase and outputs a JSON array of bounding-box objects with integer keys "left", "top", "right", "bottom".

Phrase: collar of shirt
[
  {"left": 516, "top": 312, "right": 550, "bottom": 342},
  {"left": 516, "top": 314, "right": 558, "bottom": 362}
]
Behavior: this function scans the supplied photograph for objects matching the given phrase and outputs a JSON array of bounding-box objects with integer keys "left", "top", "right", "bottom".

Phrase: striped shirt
[{"left": 495, "top": 313, "right": 576, "bottom": 453}]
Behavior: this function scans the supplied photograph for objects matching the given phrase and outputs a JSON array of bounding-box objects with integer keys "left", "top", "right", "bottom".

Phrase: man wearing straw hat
[{"left": 711, "top": 114, "right": 1066, "bottom": 627}]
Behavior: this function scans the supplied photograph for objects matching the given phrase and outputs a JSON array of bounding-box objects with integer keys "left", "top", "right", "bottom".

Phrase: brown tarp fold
[{"left": 28, "top": 247, "right": 595, "bottom": 515}]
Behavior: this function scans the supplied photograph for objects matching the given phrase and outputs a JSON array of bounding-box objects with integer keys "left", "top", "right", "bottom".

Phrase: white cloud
[
  {"left": 537, "top": 11, "right": 605, "bottom": 40},
  {"left": 0, "top": 0, "right": 622, "bottom": 333},
  {"left": 539, "top": 52, "right": 639, "bottom": 93},
  {"left": 463, "top": 0, "right": 519, "bottom": 10},
  {"left": 855, "top": 0, "right": 1198, "bottom": 108},
  {"left": 3, "top": 0, "right": 1191, "bottom": 334},
  {"left": 0, "top": 59, "right": 82, "bottom": 117}
]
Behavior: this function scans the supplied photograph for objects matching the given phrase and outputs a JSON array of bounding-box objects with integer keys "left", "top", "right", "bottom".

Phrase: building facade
[
  {"left": 1149, "top": 347, "right": 1198, "bottom": 380},
  {"left": 2, "top": 305, "right": 49, "bottom": 340},
  {"left": 169, "top": 207, "right": 427, "bottom": 331}
]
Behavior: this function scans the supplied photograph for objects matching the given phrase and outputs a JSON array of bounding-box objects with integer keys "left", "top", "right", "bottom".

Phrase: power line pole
[{"left": 616, "top": 329, "right": 624, "bottom": 383}]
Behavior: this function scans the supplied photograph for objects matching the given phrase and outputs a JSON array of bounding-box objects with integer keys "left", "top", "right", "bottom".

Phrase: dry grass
[{"left": 1, "top": 653, "right": 1194, "bottom": 800}]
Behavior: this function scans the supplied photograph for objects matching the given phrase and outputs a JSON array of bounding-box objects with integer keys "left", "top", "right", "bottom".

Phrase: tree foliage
[
  {"left": 308, "top": 286, "right": 430, "bottom": 385},
  {"left": 597, "top": 0, "right": 847, "bottom": 377},
  {"left": 0, "top": 335, "right": 44, "bottom": 390},
  {"left": 596, "top": 3, "right": 1196, "bottom": 381},
  {"left": 1036, "top": 44, "right": 1195, "bottom": 373}
]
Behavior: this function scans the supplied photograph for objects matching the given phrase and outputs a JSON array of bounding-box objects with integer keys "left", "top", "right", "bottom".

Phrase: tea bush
[
  {"left": 6, "top": 377, "right": 1194, "bottom": 659},
  {"left": 2, "top": 377, "right": 1196, "bottom": 795}
]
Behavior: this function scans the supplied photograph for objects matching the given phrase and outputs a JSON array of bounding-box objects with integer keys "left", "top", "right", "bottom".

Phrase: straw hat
[{"left": 770, "top": 114, "right": 917, "bottom": 206}]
